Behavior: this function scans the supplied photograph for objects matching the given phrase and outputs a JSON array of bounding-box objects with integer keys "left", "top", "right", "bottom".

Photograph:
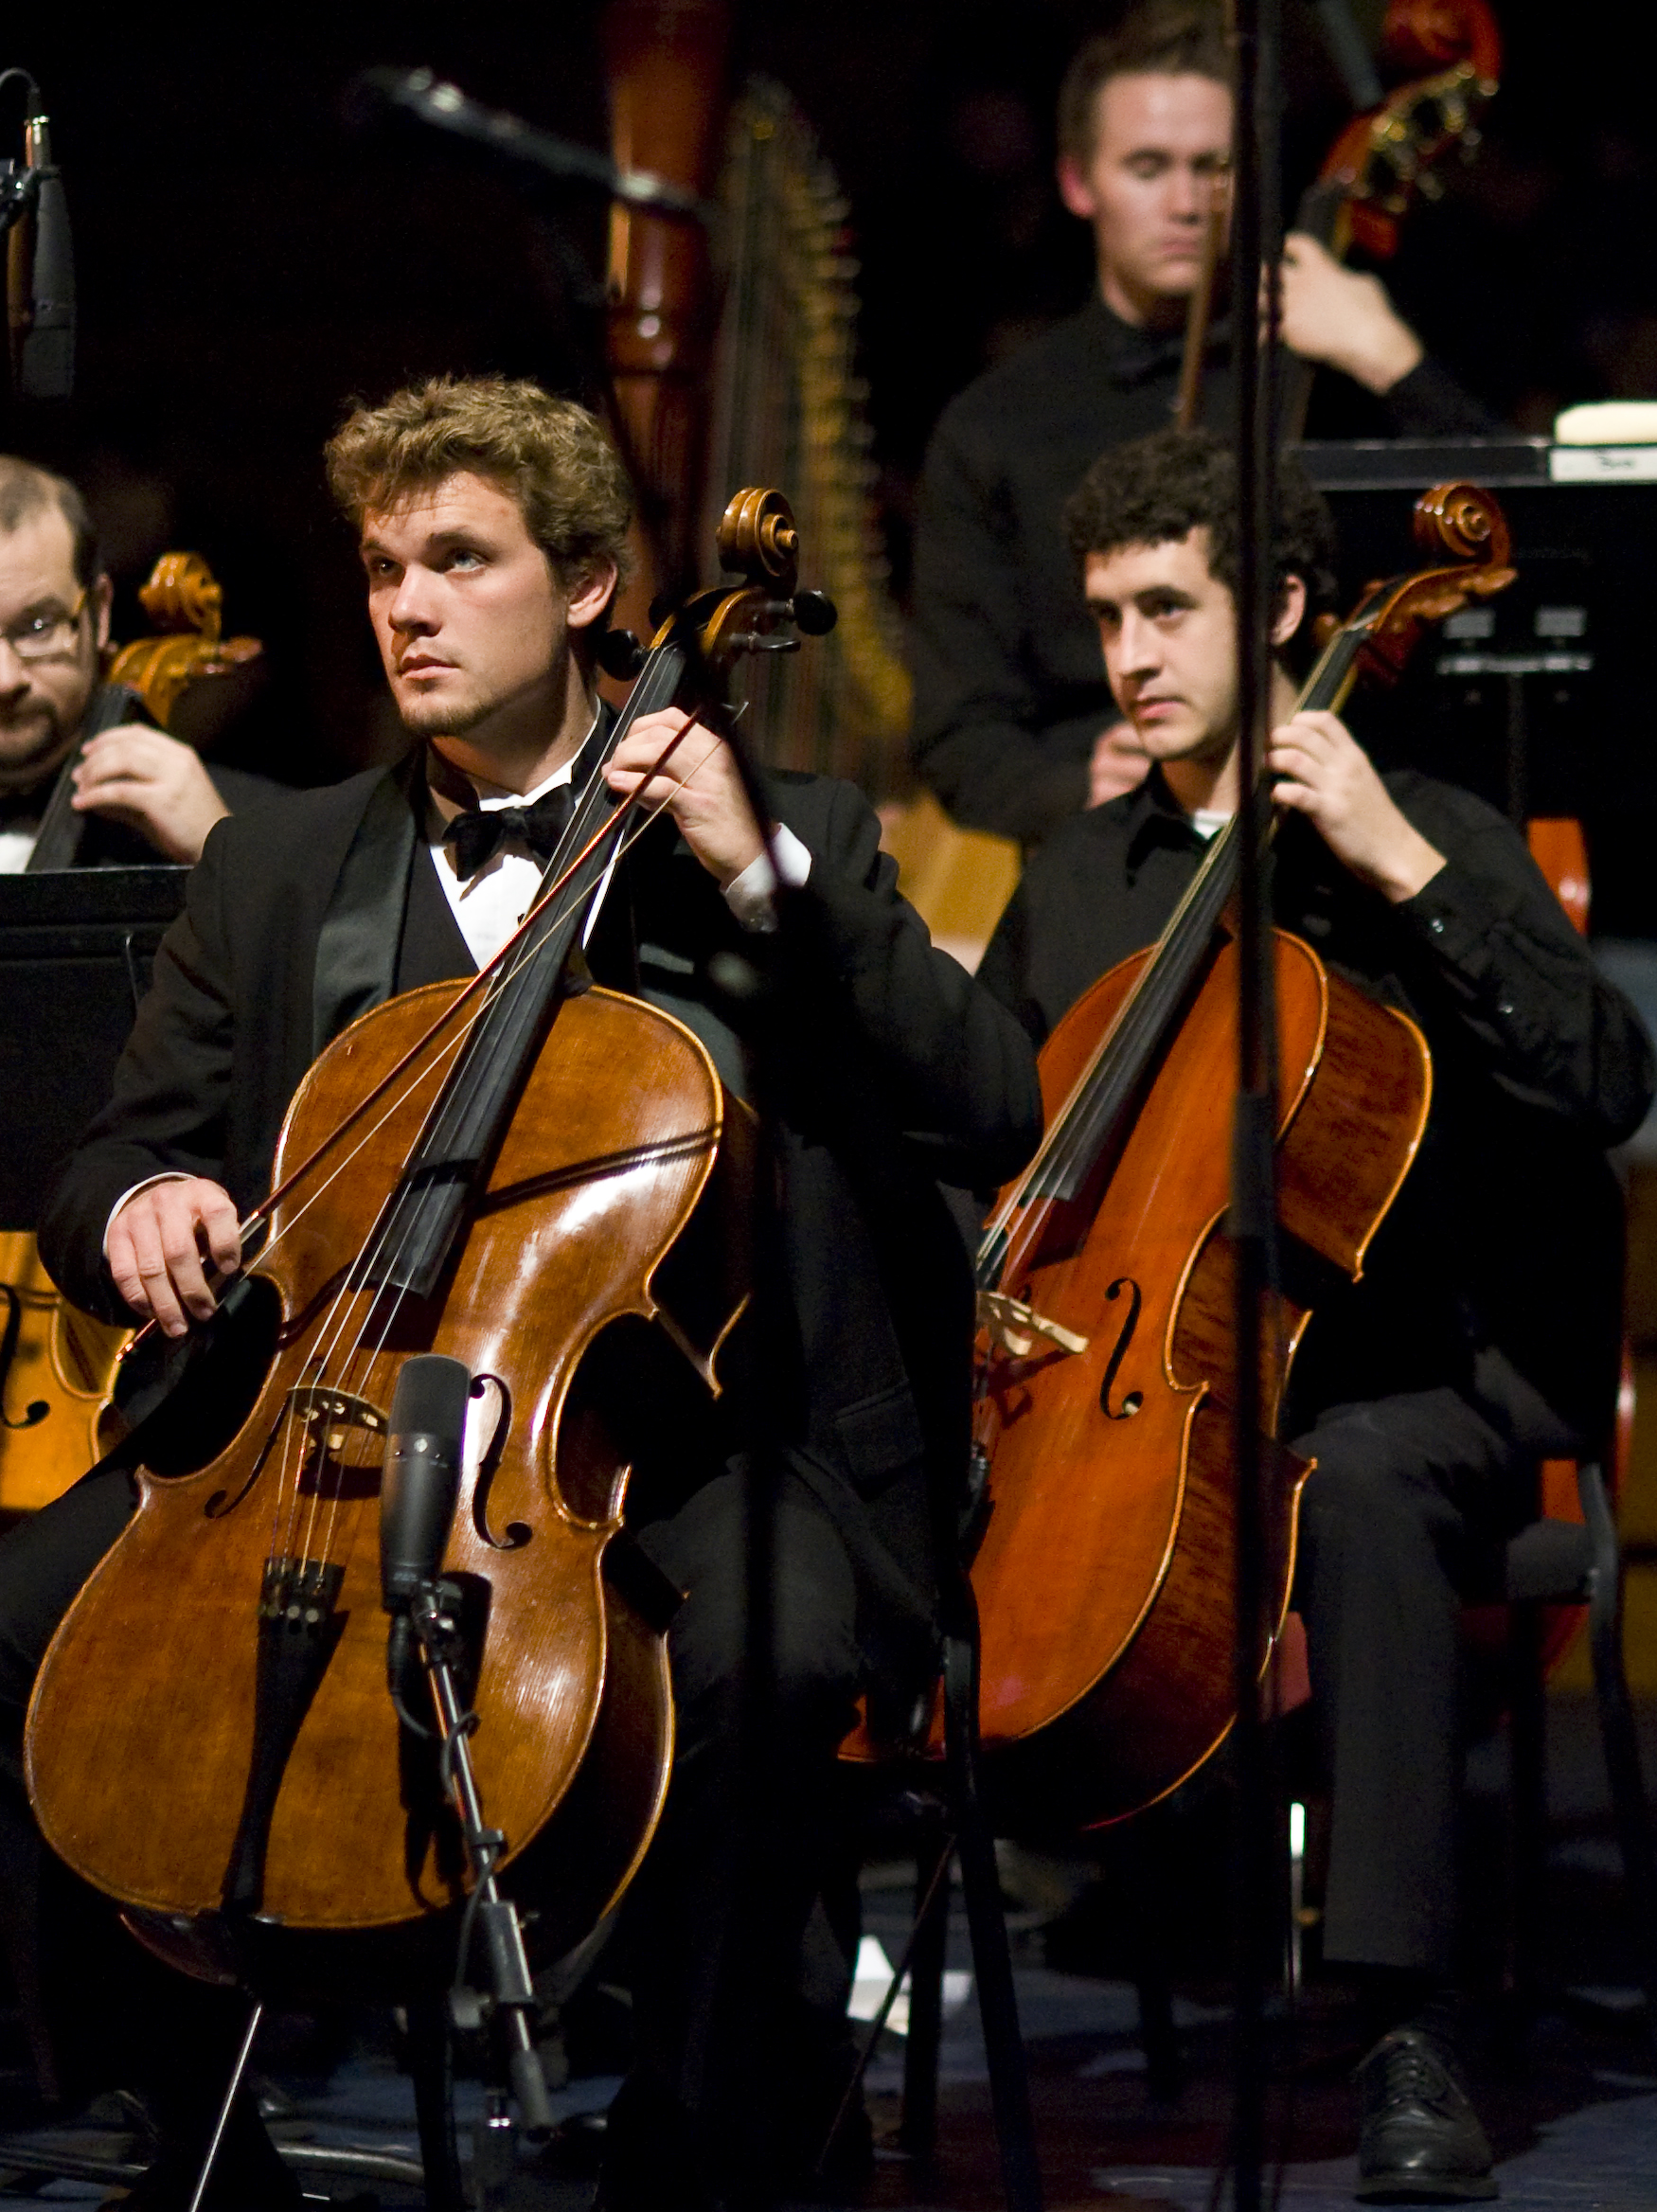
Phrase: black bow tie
[{"left": 441, "top": 783, "right": 577, "bottom": 882}]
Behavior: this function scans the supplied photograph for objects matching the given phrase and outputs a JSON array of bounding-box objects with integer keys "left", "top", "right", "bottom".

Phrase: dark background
[{"left": 3, "top": 4, "right": 1654, "bottom": 903}]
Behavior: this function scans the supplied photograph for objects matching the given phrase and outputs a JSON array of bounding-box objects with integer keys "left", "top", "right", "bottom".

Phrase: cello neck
[
  {"left": 977, "top": 594, "right": 1387, "bottom": 1275},
  {"left": 367, "top": 639, "right": 687, "bottom": 1302}
]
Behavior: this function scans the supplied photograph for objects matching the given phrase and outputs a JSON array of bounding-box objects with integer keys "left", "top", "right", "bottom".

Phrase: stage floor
[{"left": 0, "top": 1690, "right": 1650, "bottom": 2209}]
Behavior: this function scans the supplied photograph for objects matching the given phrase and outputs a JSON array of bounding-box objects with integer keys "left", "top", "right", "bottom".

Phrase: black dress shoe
[{"left": 1355, "top": 2025, "right": 1497, "bottom": 2203}]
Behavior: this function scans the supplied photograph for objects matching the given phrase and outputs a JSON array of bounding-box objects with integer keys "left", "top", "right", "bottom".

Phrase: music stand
[
  {"left": 0, "top": 867, "right": 187, "bottom": 1232},
  {"left": 1295, "top": 437, "right": 1657, "bottom": 936}
]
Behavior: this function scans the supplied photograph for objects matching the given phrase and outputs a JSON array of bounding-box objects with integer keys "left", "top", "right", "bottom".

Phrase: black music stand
[
  {"left": 1295, "top": 437, "right": 1657, "bottom": 935},
  {"left": 0, "top": 868, "right": 187, "bottom": 1233}
]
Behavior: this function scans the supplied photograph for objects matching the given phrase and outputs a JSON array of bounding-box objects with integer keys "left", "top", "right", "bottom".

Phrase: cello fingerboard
[{"left": 366, "top": 644, "right": 688, "bottom": 1300}]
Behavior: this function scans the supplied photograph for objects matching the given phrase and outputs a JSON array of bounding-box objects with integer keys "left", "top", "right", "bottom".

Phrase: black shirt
[
  {"left": 977, "top": 766, "right": 1655, "bottom": 1445},
  {"left": 910, "top": 299, "right": 1498, "bottom": 845}
]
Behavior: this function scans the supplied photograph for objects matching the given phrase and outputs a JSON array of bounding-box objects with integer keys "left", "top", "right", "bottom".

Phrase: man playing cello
[
  {"left": 2, "top": 377, "right": 1041, "bottom": 2211},
  {"left": 977, "top": 425, "right": 1652, "bottom": 2200}
]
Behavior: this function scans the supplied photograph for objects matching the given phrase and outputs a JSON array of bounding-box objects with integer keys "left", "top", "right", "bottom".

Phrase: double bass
[
  {"left": 964, "top": 483, "right": 1516, "bottom": 1833},
  {"left": 1279, "top": 0, "right": 1502, "bottom": 440},
  {"left": 23, "top": 492, "right": 821, "bottom": 1993}
]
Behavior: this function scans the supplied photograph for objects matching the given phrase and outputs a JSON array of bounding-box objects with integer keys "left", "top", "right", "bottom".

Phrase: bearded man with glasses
[{"left": 0, "top": 456, "right": 271, "bottom": 868}]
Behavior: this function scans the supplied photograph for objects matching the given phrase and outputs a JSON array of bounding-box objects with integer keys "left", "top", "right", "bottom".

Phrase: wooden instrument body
[
  {"left": 0, "top": 1235, "right": 128, "bottom": 1516},
  {"left": 971, "top": 929, "right": 1430, "bottom": 1832},
  {"left": 25, "top": 980, "right": 746, "bottom": 1968}
]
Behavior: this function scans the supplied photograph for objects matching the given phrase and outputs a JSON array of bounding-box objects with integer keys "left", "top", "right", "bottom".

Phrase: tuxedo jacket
[{"left": 41, "top": 748, "right": 1042, "bottom": 1632}]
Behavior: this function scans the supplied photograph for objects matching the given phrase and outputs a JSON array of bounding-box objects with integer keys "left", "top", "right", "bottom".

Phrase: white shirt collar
[{"left": 430, "top": 704, "right": 602, "bottom": 814}]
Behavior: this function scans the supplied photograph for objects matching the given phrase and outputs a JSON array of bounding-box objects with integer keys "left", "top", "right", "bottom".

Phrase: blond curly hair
[{"left": 325, "top": 376, "right": 633, "bottom": 590}]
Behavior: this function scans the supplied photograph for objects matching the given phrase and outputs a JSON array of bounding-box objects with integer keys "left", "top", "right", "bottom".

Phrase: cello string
[
  {"left": 254, "top": 718, "right": 718, "bottom": 1569},
  {"left": 283, "top": 739, "right": 718, "bottom": 1571},
  {"left": 988, "top": 605, "right": 1371, "bottom": 1238},
  {"left": 982, "top": 807, "right": 1243, "bottom": 1266},
  {"left": 1023, "top": 613, "right": 1372, "bottom": 1213},
  {"left": 304, "top": 765, "right": 738, "bottom": 1573},
  {"left": 294, "top": 727, "right": 737, "bottom": 1571},
  {"left": 261, "top": 743, "right": 692, "bottom": 1570},
  {"left": 217, "top": 681, "right": 712, "bottom": 1305},
  {"left": 980, "top": 615, "right": 1370, "bottom": 1289}
]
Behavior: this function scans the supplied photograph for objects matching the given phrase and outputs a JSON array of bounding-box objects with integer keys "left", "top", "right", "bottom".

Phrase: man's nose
[
  {"left": 1115, "top": 613, "right": 1161, "bottom": 676},
  {"left": 0, "top": 636, "right": 34, "bottom": 691},
  {"left": 386, "top": 571, "right": 439, "bottom": 633},
  {"left": 1167, "top": 164, "right": 1203, "bottom": 222}
]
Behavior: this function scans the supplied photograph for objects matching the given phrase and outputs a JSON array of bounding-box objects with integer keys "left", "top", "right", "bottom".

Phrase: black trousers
[
  {"left": 0, "top": 1460, "right": 867, "bottom": 2194},
  {"left": 1290, "top": 1387, "right": 1527, "bottom": 1976}
]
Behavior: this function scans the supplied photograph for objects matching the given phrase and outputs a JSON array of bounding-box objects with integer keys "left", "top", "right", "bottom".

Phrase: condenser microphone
[
  {"left": 380, "top": 1353, "right": 472, "bottom": 1614},
  {"left": 9, "top": 108, "right": 73, "bottom": 401}
]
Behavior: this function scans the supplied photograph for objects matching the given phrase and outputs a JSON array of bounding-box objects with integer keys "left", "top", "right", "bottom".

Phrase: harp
[{"left": 603, "top": 4, "right": 1018, "bottom": 959}]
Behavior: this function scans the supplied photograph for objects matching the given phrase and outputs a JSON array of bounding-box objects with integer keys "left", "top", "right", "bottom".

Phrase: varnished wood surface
[
  {"left": 105, "top": 551, "right": 262, "bottom": 733},
  {"left": 602, "top": 0, "right": 732, "bottom": 642},
  {"left": 968, "top": 932, "right": 1430, "bottom": 1830},
  {"left": 26, "top": 984, "right": 730, "bottom": 1940},
  {"left": 0, "top": 1233, "right": 127, "bottom": 1515}
]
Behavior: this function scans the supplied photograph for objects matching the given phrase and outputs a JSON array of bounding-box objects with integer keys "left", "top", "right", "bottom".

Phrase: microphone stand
[
  {"left": 1228, "top": 0, "right": 1285, "bottom": 2207},
  {"left": 403, "top": 1577, "right": 556, "bottom": 2139}
]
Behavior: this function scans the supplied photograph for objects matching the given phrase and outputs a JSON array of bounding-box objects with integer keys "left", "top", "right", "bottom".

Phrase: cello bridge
[
  {"left": 284, "top": 1384, "right": 389, "bottom": 1455},
  {"left": 977, "top": 1292, "right": 1090, "bottom": 1363}
]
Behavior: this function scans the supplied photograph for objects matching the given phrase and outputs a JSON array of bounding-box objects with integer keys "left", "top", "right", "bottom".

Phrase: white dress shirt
[
  {"left": 430, "top": 752, "right": 811, "bottom": 966},
  {"left": 0, "top": 818, "right": 42, "bottom": 873}
]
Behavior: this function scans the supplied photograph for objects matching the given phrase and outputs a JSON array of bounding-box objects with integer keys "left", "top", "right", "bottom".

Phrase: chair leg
[
  {"left": 404, "top": 1996, "right": 467, "bottom": 2212},
  {"left": 1506, "top": 1597, "right": 1547, "bottom": 2014},
  {"left": 1118, "top": 1810, "right": 1181, "bottom": 2100},
  {"left": 942, "top": 1618, "right": 1043, "bottom": 2212},
  {"left": 900, "top": 1832, "right": 951, "bottom": 2162},
  {"left": 1577, "top": 1462, "right": 1657, "bottom": 2045}
]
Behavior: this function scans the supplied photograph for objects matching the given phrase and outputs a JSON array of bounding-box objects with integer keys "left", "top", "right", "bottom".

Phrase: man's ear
[
  {"left": 565, "top": 559, "right": 618, "bottom": 634},
  {"left": 92, "top": 573, "right": 114, "bottom": 654},
  {"left": 1271, "top": 572, "right": 1308, "bottom": 651},
  {"left": 1057, "top": 152, "right": 1098, "bottom": 221}
]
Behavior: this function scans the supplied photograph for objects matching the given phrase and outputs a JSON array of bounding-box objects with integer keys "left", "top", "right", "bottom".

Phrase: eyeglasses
[{"left": 0, "top": 586, "right": 91, "bottom": 663}]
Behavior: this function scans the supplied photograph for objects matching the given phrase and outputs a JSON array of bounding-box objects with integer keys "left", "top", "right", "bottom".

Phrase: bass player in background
[
  {"left": 911, "top": 0, "right": 1496, "bottom": 847},
  {"left": 0, "top": 457, "right": 270, "bottom": 869},
  {"left": 977, "top": 426, "right": 1650, "bottom": 2202}
]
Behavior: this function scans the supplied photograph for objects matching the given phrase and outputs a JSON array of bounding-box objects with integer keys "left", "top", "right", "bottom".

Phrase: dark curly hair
[{"left": 1063, "top": 427, "right": 1340, "bottom": 657}]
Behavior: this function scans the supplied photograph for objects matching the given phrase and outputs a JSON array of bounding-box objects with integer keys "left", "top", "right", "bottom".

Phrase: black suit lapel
[
  {"left": 311, "top": 750, "right": 423, "bottom": 1056},
  {"left": 397, "top": 844, "right": 476, "bottom": 991}
]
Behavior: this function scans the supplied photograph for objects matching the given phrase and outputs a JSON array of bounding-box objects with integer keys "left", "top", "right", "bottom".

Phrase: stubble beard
[
  {"left": 391, "top": 633, "right": 575, "bottom": 751},
  {"left": 392, "top": 680, "right": 504, "bottom": 742},
  {"left": 0, "top": 698, "right": 77, "bottom": 794}
]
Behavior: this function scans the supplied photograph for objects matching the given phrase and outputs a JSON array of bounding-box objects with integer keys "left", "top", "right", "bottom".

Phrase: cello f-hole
[
  {"left": 469, "top": 1375, "right": 528, "bottom": 1552},
  {"left": 0, "top": 1288, "right": 49, "bottom": 1432},
  {"left": 1098, "top": 1275, "right": 1144, "bottom": 1420}
]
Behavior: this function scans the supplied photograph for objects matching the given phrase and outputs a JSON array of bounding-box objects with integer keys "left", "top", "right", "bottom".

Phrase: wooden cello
[
  {"left": 22, "top": 492, "right": 818, "bottom": 1990},
  {"left": 964, "top": 483, "right": 1515, "bottom": 1834}
]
